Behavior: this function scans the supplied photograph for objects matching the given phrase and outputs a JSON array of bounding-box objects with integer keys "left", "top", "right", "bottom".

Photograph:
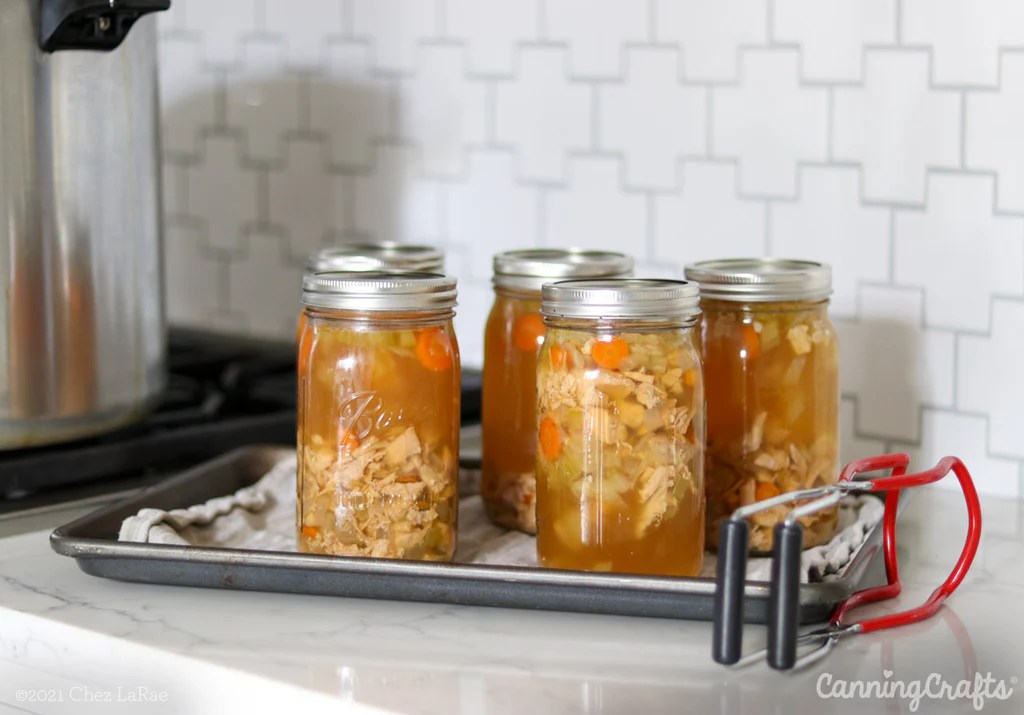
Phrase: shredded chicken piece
[
  {"left": 743, "top": 411, "right": 767, "bottom": 453},
  {"left": 623, "top": 370, "right": 655, "bottom": 384},
  {"left": 635, "top": 382, "right": 661, "bottom": 408},
  {"left": 787, "top": 325, "right": 812, "bottom": 355},
  {"left": 753, "top": 448, "right": 789, "bottom": 471},
  {"left": 385, "top": 427, "right": 421, "bottom": 466},
  {"left": 636, "top": 466, "right": 673, "bottom": 534},
  {"left": 300, "top": 423, "right": 455, "bottom": 560}
]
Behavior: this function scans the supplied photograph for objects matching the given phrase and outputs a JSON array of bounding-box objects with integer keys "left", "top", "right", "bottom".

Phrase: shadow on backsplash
[{"left": 837, "top": 314, "right": 930, "bottom": 463}]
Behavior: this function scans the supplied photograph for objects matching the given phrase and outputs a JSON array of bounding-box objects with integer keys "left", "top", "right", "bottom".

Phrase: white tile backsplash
[
  {"left": 350, "top": 0, "right": 438, "bottom": 73},
  {"left": 769, "top": 166, "right": 890, "bottom": 318},
  {"left": 833, "top": 50, "right": 961, "bottom": 204},
  {"left": 965, "top": 53, "right": 1024, "bottom": 212},
  {"left": 494, "top": 47, "right": 593, "bottom": 182},
  {"left": 712, "top": 50, "right": 828, "bottom": 197},
  {"left": 445, "top": 0, "right": 539, "bottom": 75},
  {"left": 446, "top": 152, "right": 540, "bottom": 282},
  {"left": 773, "top": 0, "right": 895, "bottom": 82},
  {"left": 599, "top": 48, "right": 706, "bottom": 190},
  {"left": 902, "top": 0, "right": 1024, "bottom": 87},
  {"left": 653, "top": 161, "right": 766, "bottom": 262},
  {"left": 893, "top": 174, "right": 1024, "bottom": 332},
  {"left": 958, "top": 299, "right": 1024, "bottom": 460},
  {"left": 544, "top": 0, "right": 650, "bottom": 79},
  {"left": 158, "top": 0, "right": 1024, "bottom": 498},
  {"left": 545, "top": 157, "right": 647, "bottom": 253},
  {"left": 654, "top": 0, "right": 768, "bottom": 82}
]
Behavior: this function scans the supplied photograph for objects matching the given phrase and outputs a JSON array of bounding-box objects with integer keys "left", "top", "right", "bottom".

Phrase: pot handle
[{"left": 40, "top": 0, "right": 171, "bottom": 52}]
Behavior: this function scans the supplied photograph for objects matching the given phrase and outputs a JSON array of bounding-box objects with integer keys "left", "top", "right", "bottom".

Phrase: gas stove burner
[
  {"left": 0, "top": 329, "right": 297, "bottom": 499},
  {"left": 0, "top": 329, "right": 482, "bottom": 502}
]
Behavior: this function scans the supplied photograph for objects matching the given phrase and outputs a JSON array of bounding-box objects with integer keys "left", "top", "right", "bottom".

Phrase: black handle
[
  {"left": 40, "top": 0, "right": 171, "bottom": 52},
  {"left": 712, "top": 518, "right": 749, "bottom": 665},
  {"left": 767, "top": 521, "right": 803, "bottom": 670}
]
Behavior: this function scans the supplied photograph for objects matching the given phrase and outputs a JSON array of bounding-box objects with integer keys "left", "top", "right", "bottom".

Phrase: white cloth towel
[{"left": 119, "top": 453, "right": 884, "bottom": 583}]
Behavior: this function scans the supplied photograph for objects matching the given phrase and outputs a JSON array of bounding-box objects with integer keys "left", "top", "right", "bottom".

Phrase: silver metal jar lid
[
  {"left": 683, "top": 258, "right": 832, "bottom": 302},
  {"left": 302, "top": 271, "right": 457, "bottom": 312},
  {"left": 493, "top": 249, "right": 634, "bottom": 292},
  {"left": 306, "top": 242, "right": 445, "bottom": 274},
  {"left": 541, "top": 279, "right": 701, "bottom": 323}
]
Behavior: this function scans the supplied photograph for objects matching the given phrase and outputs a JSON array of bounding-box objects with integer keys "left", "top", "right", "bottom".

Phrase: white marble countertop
[{"left": 1, "top": 487, "right": 1022, "bottom": 714}]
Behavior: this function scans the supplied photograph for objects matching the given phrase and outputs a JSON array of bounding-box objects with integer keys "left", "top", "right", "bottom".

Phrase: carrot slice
[
  {"left": 683, "top": 367, "right": 699, "bottom": 387},
  {"left": 591, "top": 336, "right": 629, "bottom": 369},
  {"left": 740, "top": 323, "right": 761, "bottom": 361},
  {"left": 415, "top": 327, "right": 453, "bottom": 371},
  {"left": 513, "top": 313, "right": 546, "bottom": 352},
  {"left": 301, "top": 525, "right": 320, "bottom": 539},
  {"left": 539, "top": 416, "right": 562, "bottom": 460},
  {"left": 755, "top": 482, "right": 781, "bottom": 501},
  {"left": 550, "top": 343, "right": 568, "bottom": 368},
  {"left": 338, "top": 428, "right": 360, "bottom": 452}
]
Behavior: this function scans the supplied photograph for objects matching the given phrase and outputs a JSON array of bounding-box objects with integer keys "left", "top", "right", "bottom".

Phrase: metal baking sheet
[{"left": 50, "top": 446, "right": 884, "bottom": 623}]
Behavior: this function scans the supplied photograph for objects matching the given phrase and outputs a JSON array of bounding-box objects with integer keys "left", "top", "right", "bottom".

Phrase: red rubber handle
[{"left": 831, "top": 456, "right": 982, "bottom": 634}]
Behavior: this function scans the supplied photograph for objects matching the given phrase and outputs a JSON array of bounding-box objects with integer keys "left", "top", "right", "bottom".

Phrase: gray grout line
[
  {"left": 213, "top": 70, "right": 229, "bottom": 130},
  {"left": 644, "top": 193, "right": 656, "bottom": 262},
  {"left": 297, "top": 73, "right": 312, "bottom": 133},
  {"left": 826, "top": 86, "right": 835, "bottom": 161},
  {"left": 254, "top": 0, "right": 266, "bottom": 32},
  {"left": 485, "top": 80, "right": 498, "bottom": 145},
  {"left": 887, "top": 208, "right": 897, "bottom": 283},
  {"left": 537, "top": 189, "right": 548, "bottom": 246},
  {"left": 705, "top": 85, "right": 715, "bottom": 156},
  {"left": 959, "top": 90, "right": 968, "bottom": 168},
  {"left": 952, "top": 330, "right": 961, "bottom": 409}
]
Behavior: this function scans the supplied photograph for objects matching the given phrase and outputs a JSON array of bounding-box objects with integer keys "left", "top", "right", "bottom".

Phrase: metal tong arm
[
  {"left": 762, "top": 454, "right": 911, "bottom": 669},
  {"left": 710, "top": 472, "right": 876, "bottom": 667},
  {"left": 757, "top": 454, "right": 981, "bottom": 671},
  {"left": 828, "top": 455, "right": 982, "bottom": 634}
]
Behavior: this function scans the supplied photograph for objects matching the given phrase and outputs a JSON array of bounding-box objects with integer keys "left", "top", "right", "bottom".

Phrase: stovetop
[{"left": 0, "top": 328, "right": 482, "bottom": 516}]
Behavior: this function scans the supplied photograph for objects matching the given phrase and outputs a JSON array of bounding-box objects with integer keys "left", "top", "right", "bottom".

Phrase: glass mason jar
[
  {"left": 684, "top": 259, "right": 840, "bottom": 554},
  {"left": 306, "top": 242, "right": 445, "bottom": 274},
  {"left": 481, "top": 249, "right": 634, "bottom": 534},
  {"left": 299, "top": 243, "right": 446, "bottom": 341},
  {"left": 535, "top": 279, "right": 705, "bottom": 576},
  {"left": 297, "top": 272, "right": 461, "bottom": 561}
]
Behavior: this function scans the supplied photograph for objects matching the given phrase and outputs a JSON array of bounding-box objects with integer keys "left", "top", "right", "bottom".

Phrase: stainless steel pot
[{"left": 0, "top": 1, "right": 171, "bottom": 448}]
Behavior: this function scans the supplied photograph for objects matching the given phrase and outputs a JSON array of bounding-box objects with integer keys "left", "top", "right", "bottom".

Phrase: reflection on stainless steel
[{"left": 0, "top": 2, "right": 165, "bottom": 448}]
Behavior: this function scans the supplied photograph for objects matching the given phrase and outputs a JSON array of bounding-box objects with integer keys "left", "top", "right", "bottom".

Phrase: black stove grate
[
  {"left": 0, "top": 329, "right": 297, "bottom": 499},
  {"left": 0, "top": 329, "right": 482, "bottom": 501}
]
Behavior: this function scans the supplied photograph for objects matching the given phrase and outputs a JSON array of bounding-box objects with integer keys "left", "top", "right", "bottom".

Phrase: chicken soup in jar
[
  {"left": 482, "top": 250, "right": 634, "bottom": 534},
  {"left": 684, "top": 259, "right": 839, "bottom": 554},
  {"left": 536, "top": 279, "right": 705, "bottom": 576},
  {"left": 297, "top": 272, "right": 460, "bottom": 561}
]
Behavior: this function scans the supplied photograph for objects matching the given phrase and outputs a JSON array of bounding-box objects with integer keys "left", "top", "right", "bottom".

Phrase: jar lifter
[{"left": 711, "top": 453, "right": 982, "bottom": 670}]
